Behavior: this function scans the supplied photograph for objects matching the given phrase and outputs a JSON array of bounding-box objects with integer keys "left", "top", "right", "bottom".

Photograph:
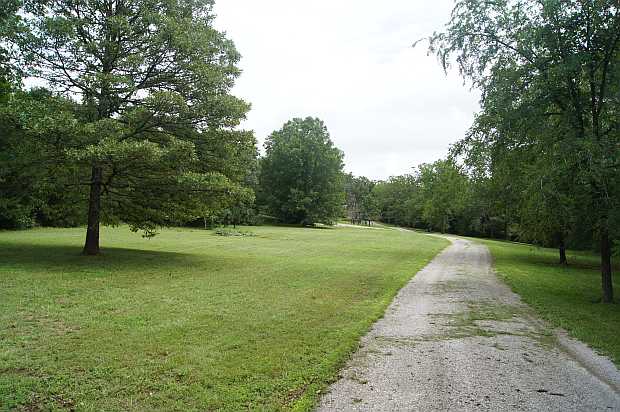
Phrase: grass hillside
[{"left": 0, "top": 225, "right": 447, "bottom": 411}]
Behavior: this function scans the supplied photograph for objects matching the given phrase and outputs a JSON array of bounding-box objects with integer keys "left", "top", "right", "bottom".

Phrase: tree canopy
[
  {"left": 428, "top": 0, "right": 620, "bottom": 301},
  {"left": 344, "top": 174, "right": 379, "bottom": 224},
  {"left": 4, "top": 0, "right": 255, "bottom": 254},
  {"left": 259, "top": 117, "right": 345, "bottom": 226}
]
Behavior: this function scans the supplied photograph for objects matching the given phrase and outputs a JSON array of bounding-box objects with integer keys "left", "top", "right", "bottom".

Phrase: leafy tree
[
  {"left": 0, "top": 88, "right": 85, "bottom": 229},
  {"left": 11, "top": 0, "right": 252, "bottom": 254},
  {"left": 430, "top": 0, "right": 620, "bottom": 302},
  {"left": 450, "top": 67, "right": 578, "bottom": 258},
  {"left": 0, "top": 0, "right": 20, "bottom": 89},
  {"left": 373, "top": 175, "right": 420, "bottom": 227},
  {"left": 259, "top": 117, "right": 344, "bottom": 225},
  {"left": 416, "top": 160, "right": 470, "bottom": 234},
  {"left": 193, "top": 129, "right": 258, "bottom": 226},
  {"left": 344, "top": 174, "right": 379, "bottom": 224}
]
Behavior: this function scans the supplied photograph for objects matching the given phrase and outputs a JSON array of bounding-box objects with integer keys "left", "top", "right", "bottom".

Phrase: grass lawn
[
  {"left": 478, "top": 238, "right": 620, "bottom": 365},
  {"left": 0, "top": 225, "right": 447, "bottom": 411}
]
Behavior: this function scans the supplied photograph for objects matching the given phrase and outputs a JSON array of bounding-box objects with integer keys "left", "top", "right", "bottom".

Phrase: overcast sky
[{"left": 213, "top": 1, "right": 480, "bottom": 180}]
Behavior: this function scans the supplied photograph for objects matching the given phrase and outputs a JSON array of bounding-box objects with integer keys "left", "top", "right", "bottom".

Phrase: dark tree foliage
[
  {"left": 373, "top": 175, "right": 420, "bottom": 228},
  {"left": 259, "top": 117, "right": 345, "bottom": 226},
  {"left": 0, "top": 89, "right": 86, "bottom": 229}
]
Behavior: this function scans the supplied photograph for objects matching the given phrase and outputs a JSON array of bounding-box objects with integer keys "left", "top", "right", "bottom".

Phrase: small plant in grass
[{"left": 214, "top": 227, "right": 256, "bottom": 237}]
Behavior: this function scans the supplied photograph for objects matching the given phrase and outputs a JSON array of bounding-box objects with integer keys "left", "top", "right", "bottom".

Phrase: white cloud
[{"left": 214, "top": 0, "right": 480, "bottom": 180}]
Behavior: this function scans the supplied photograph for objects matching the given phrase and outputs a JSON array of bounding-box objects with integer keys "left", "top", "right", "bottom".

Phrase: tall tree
[
  {"left": 430, "top": 0, "right": 620, "bottom": 302},
  {"left": 11, "top": 0, "right": 251, "bottom": 254},
  {"left": 451, "top": 65, "right": 578, "bottom": 259},
  {"left": 259, "top": 117, "right": 345, "bottom": 225}
]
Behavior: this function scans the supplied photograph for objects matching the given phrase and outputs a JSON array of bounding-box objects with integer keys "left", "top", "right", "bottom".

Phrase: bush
[{"left": 214, "top": 227, "right": 256, "bottom": 237}]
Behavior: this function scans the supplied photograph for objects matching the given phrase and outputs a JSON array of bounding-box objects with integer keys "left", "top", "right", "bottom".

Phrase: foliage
[
  {"left": 416, "top": 159, "right": 470, "bottom": 233},
  {"left": 373, "top": 175, "right": 420, "bottom": 227},
  {"left": 213, "top": 226, "right": 256, "bottom": 237},
  {"left": 0, "top": 88, "right": 86, "bottom": 229},
  {"left": 370, "top": 161, "right": 470, "bottom": 234},
  {"left": 0, "top": 0, "right": 20, "bottom": 87},
  {"left": 259, "top": 117, "right": 345, "bottom": 226},
  {"left": 429, "top": 0, "right": 620, "bottom": 301},
  {"left": 7, "top": 0, "right": 255, "bottom": 253},
  {"left": 344, "top": 174, "right": 379, "bottom": 223}
]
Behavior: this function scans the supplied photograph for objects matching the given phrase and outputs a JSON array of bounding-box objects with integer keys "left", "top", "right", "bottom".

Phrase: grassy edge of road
[
  {"left": 475, "top": 237, "right": 620, "bottom": 366},
  {"left": 0, "top": 225, "right": 449, "bottom": 411}
]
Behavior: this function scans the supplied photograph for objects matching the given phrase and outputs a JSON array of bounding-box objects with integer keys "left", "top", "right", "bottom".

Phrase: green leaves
[
  {"left": 344, "top": 175, "right": 380, "bottom": 222},
  {"left": 1, "top": 0, "right": 257, "bottom": 242},
  {"left": 259, "top": 117, "right": 345, "bottom": 226},
  {"left": 429, "top": 0, "right": 619, "bottom": 299}
]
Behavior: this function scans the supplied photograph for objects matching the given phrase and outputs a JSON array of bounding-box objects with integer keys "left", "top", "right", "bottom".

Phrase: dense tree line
[
  {"left": 350, "top": 160, "right": 473, "bottom": 235},
  {"left": 344, "top": 174, "right": 378, "bottom": 225}
]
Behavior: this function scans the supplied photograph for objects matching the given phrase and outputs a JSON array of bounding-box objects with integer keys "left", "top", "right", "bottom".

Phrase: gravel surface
[{"left": 317, "top": 237, "right": 620, "bottom": 411}]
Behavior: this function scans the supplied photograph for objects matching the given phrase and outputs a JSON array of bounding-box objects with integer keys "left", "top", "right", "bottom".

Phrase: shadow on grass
[
  {"left": 268, "top": 222, "right": 338, "bottom": 230},
  {"left": 478, "top": 239, "right": 617, "bottom": 271},
  {"left": 0, "top": 243, "right": 209, "bottom": 274},
  {"left": 494, "top": 248, "right": 611, "bottom": 272}
]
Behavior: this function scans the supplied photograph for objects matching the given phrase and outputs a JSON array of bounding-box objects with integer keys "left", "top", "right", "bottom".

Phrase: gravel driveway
[{"left": 317, "top": 237, "right": 620, "bottom": 411}]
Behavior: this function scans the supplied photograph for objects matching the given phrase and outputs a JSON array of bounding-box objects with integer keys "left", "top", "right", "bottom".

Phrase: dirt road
[{"left": 317, "top": 237, "right": 620, "bottom": 411}]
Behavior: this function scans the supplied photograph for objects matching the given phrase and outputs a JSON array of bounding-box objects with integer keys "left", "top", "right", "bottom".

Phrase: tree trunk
[
  {"left": 559, "top": 239, "right": 567, "bottom": 265},
  {"left": 601, "top": 226, "right": 614, "bottom": 303},
  {"left": 83, "top": 166, "right": 102, "bottom": 256}
]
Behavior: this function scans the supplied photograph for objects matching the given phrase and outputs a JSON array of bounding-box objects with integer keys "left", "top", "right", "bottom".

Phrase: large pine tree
[{"left": 10, "top": 0, "right": 253, "bottom": 254}]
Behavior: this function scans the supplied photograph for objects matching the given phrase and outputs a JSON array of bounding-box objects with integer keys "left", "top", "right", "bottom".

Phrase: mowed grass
[
  {"left": 0, "top": 225, "right": 448, "bottom": 411},
  {"left": 478, "top": 238, "right": 620, "bottom": 365}
]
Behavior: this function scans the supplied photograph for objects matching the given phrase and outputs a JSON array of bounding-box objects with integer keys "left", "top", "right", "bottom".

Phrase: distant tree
[
  {"left": 373, "top": 175, "right": 419, "bottom": 227},
  {"left": 10, "top": 0, "right": 252, "bottom": 254},
  {"left": 430, "top": 0, "right": 620, "bottom": 302},
  {"left": 344, "top": 174, "right": 378, "bottom": 224},
  {"left": 259, "top": 117, "right": 345, "bottom": 225},
  {"left": 360, "top": 189, "right": 380, "bottom": 224},
  {"left": 193, "top": 129, "right": 258, "bottom": 226},
  {"left": 416, "top": 160, "right": 470, "bottom": 234}
]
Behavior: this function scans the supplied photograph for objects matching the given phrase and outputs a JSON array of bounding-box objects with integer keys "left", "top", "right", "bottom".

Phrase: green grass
[
  {"left": 477, "top": 238, "right": 620, "bottom": 365},
  {"left": 0, "top": 225, "right": 447, "bottom": 411}
]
